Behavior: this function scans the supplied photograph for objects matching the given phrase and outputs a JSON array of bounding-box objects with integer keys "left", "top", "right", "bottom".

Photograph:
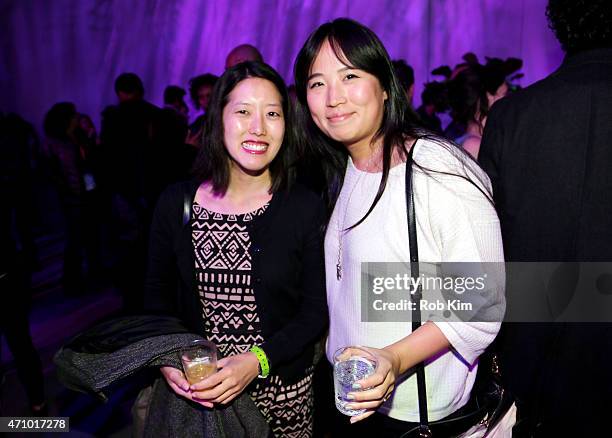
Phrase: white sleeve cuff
[{"left": 432, "top": 321, "right": 500, "bottom": 366}]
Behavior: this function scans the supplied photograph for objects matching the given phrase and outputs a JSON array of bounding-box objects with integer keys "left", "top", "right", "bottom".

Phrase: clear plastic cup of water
[{"left": 333, "top": 346, "right": 378, "bottom": 416}]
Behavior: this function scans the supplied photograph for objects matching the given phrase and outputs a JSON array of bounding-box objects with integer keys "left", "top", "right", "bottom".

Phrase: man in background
[
  {"left": 479, "top": 0, "right": 612, "bottom": 435},
  {"left": 225, "top": 44, "right": 263, "bottom": 69},
  {"left": 163, "top": 85, "right": 188, "bottom": 118},
  {"left": 99, "top": 73, "right": 161, "bottom": 311}
]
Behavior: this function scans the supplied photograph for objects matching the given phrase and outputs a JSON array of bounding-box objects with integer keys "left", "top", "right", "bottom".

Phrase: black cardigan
[{"left": 144, "top": 180, "right": 328, "bottom": 383}]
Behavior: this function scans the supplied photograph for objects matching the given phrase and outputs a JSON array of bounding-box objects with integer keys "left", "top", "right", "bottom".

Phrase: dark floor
[{"left": 0, "top": 231, "right": 136, "bottom": 437}]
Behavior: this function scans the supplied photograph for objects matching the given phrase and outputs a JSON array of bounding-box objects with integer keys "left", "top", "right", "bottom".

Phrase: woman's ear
[{"left": 383, "top": 90, "right": 388, "bottom": 101}]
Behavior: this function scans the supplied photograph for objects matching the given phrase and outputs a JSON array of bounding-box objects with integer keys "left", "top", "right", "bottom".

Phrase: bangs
[
  {"left": 296, "top": 18, "right": 391, "bottom": 104},
  {"left": 325, "top": 36, "right": 357, "bottom": 70},
  {"left": 324, "top": 27, "right": 381, "bottom": 78}
]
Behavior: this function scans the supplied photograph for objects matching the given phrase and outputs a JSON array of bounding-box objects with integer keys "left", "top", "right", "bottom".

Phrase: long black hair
[
  {"left": 294, "top": 18, "right": 423, "bottom": 228},
  {"left": 294, "top": 18, "right": 492, "bottom": 228},
  {"left": 192, "top": 61, "right": 296, "bottom": 195}
]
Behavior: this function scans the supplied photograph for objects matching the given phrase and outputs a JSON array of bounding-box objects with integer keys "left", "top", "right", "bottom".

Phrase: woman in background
[
  {"left": 43, "top": 103, "right": 102, "bottom": 295},
  {"left": 447, "top": 61, "right": 509, "bottom": 159}
]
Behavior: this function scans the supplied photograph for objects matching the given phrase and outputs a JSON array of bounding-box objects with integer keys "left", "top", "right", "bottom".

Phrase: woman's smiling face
[
  {"left": 306, "top": 40, "right": 387, "bottom": 151},
  {"left": 222, "top": 77, "right": 285, "bottom": 178}
]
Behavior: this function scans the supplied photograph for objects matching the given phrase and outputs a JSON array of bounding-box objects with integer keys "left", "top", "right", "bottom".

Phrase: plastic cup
[
  {"left": 179, "top": 340, "right": 217, "bottom": 385},
  {"left": 333, "top": 346, "right": 378, "bottom": 416}
]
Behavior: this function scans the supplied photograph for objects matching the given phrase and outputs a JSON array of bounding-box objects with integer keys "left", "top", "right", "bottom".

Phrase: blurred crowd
[{"left": 1, "top": 42, "right": 523, "bottom": 312}]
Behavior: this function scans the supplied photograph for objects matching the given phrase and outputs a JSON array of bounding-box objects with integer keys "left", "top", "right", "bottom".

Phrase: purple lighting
[{"left": 0, "top": 0, "right": 563, "bottom": 131}]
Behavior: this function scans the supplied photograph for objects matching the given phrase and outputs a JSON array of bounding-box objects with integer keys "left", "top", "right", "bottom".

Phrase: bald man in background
[{"left": 225, "top": 44, "right": 263, "bottom": 69}]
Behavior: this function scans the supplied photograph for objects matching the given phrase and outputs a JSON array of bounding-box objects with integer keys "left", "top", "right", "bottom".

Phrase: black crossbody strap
[{"left": 405, "top": 143, "right": 432, "bottom": 437}]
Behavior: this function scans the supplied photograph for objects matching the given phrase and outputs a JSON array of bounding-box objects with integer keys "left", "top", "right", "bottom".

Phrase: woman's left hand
[
  {"left": 345, "top": 346, "right": 402, "bottom": 423},
  {"left": 190, "top": 352, "right": 260, "bottom": 405}
]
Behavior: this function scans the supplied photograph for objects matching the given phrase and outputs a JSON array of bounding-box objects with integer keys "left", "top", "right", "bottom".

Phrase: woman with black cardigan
[{"left": 144, "top": 62, "right": 328, "bottom": 437}]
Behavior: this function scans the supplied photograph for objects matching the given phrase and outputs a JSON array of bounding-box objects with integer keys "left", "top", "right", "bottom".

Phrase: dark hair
[
  {"left": 447, "top": 65, "right": 486, "bottom": 126},
  {"left": 114, "top": 73, "right": 144, "bottom": 96},
  {"left": 421, "top": 81, "right": 449, "bottom": 112},
  {"left": 546, "top": 0, "right": 612, "bottom": 54},
  {"left": 294, "top": 18, "right": 423, "bottom": 227},
  {"left": 189, "top": 73, "right": 219, "bottom": 109},
  {"left": 482, "top": 58, "right": 513, "bottom": 94},
  {"left": 192, "top": 61, "right": 295, "bottom": 195},
  {"left": 163, "top": 85, "right": 186, "bottom": 105},
  {"left": 447, "top": 62, "right": 505, "bottom": 127},
  {"left": 43, "top": 102, "right": 77, "bottom": 140},
  {"left": 392, "top": 59, "right": 415, "bottom": 93},
  {"left": 294, "top": 18, "right": 493, "bottom": 228}
]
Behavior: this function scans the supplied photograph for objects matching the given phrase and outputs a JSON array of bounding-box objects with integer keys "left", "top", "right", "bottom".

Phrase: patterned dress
[{"left": 192, "top": 202, "right": 314, "bottom": 438}]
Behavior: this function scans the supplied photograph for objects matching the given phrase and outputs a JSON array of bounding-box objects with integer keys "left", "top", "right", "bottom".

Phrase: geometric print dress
[{"left": 192, "top": 202, "right": 314, "bottom": 438}]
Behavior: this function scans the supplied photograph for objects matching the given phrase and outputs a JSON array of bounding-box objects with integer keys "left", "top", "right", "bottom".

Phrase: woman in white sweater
[{"left": 294, "top": 18, "right": 509, "bottom": 437}]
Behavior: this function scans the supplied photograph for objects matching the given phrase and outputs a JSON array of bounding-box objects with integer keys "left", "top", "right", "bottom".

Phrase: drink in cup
[
  {"left": 180, "top": 340, "right": 217, "bottom": 385},
  {"left": 333, "top": 346, "right": 378, "bottom": 416}
]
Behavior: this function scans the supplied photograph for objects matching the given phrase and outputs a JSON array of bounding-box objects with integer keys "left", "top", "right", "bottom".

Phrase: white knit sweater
[{"left": 325, "top": 138, "right": 504, "bottom": 422}]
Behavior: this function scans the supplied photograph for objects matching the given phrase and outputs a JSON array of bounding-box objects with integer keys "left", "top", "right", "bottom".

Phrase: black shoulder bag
[{"left": 403, "top": 146, "right": 513, "bottom": 437}]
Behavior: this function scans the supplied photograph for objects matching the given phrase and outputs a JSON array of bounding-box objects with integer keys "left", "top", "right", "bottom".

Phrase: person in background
[
  {"left": 415, "top": 81, "right": 448, "bottom": 135},
  {"left": 225, "top": 44, "right": 264, "bottom": 69},
  {"left": 479, "top": 0, "right": 612, "bottom": 435},
  {"left": 0, "top": 112, "right": 40, "bottom": 266},
  {"left": 163, "top": 85, "right": 189, "bottom": 119},
  {"left": 77, "top": 114, "right": 98, "bottom": 147},
  {"left": 187, "top": 73, "right": 218, "bottom": 146},
  {"left": 99, "top": 72, "right": 161, "bottom": 311},
  {"left": 447, "top": 62, "right": 508, "bottom": 159},
  {"left": 391, "top": 59, "right": 415, "bottom": 107},
  {"left": 442, "top": 54, "right": 484, "bottom": 142},
  {"left": 74, "top": 113, "right": 106, "bottom": 284},
  {"left": 145, "top": 61, "right": 327, "bottom": 437},
  {"left": 75, "top": 113, "right": 101, "bottom": 194},
  {"left": 0, "top": 111, "right": 46, "bottom": 416},
  {"left": 189, "top": 73, "right": 219, "bottom": 115},
  {"left": 159, "top": 85, "right": 195, "bottom": 186},
  {"left": 43, "top": 102, "right": 102, "bottom": 296}
]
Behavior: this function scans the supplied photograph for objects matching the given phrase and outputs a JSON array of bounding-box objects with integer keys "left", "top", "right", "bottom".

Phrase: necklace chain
[{"left": 336, "top": 147, "right": 381, "bottom": 281}]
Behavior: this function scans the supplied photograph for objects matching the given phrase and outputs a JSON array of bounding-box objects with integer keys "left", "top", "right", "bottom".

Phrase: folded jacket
[{"left": 54, "top": 314, "right": 270, "bottom": 437}]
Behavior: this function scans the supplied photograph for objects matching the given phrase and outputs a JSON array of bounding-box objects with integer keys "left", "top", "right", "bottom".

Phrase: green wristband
[{"left": 249, "top": 345, "right": 270, "bottom": 378}]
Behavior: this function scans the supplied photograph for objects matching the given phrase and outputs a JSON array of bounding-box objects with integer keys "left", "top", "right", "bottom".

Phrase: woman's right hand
[
  {"left": 160, "top": 366, "right": 214, "bottom": 408},
  {"left": 342, "top": 346, "right": 401, "bottom": 423}
]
